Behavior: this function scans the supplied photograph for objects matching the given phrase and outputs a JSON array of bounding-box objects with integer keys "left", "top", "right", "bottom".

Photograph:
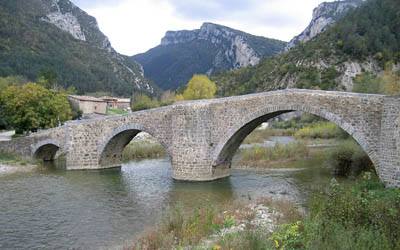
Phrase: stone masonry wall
[
  {"left": 0, "top": 126, "right": 67, "bottom": 158},
  {"left": 171, "top": 89, "right": 385, "bottom": 182},
  {"left": 65, "top": 106, "right": 173, "bottom": 170},
  {"left": 2, "top": 89, "right": 400, "bottom": 187},
  {"left": 379, "top": 96, "right": 400, "bottom": 187}
]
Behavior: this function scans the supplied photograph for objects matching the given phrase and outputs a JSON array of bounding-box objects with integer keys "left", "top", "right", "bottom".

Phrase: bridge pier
[{"left": 171, "top": 102, "right": 231, "bottom": 181}]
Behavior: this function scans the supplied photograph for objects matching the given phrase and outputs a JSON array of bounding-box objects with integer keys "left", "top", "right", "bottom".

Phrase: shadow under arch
[
  {"left": 32, "top": 139, "right": 61, "bottom": 161},
  {"left": 212, "top": 104, "right": 378, "bottom": 172},
  {"left": 98, "top": 124, "right": 172, "bottom": 168}
]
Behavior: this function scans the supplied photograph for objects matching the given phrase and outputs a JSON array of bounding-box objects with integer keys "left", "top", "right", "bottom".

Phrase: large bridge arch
[
  {"left": 98, "top": 124, "right": 172, "bottom": 169},
  {"left": 32, "top": 139, "right": 61, "bottom": 161},
  {"left": 212, "top": 103, "right": 379, "bottom": 176}
]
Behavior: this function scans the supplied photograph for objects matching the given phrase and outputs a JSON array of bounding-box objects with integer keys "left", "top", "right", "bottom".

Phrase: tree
[
  {"left": 182, "top": 74, "right": 216, "bottom": 100},
  {"left": 381, "top": 63, "right": 400, "bottom": 95},
  {"left": 0, "top": 83, "right": 72, "bottom": 133},
  {"left": 160, "top": 90, "right": 175, "bottom": 106},
  {"left": 174, "top": 94, "right": 184, "bottom": 102},
  {"left": 36, "top": 69, "right": 58, "bottom": 90},
  {"left": 352, "top": 72, "right": 383, "bottom": 94},
  {"left": 131, "top": 93, "right": 159, "bottom": 111}
]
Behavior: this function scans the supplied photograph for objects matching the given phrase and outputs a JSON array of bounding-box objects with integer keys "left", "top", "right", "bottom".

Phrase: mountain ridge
[
  {"left": 212, "top": 0, "right": 400, "bottom": 96},
  {"left": 0, "top": 0, "right": 157, "bottom": 96},
  {"left": 286, "top": 0, "right": 365, "bottom": 51},
  {"left": 133, "top": 22, "right": 286, "bottom": 90}
]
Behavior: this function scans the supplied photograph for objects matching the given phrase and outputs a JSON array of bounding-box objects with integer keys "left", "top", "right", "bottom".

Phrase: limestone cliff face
[
  {"left": 37, "top": 0, "right": 153, "bottom": 93},
  {"left": 134, "top": 23, "right": 286, "bottom": 90},
  {"left": 161, "top": 23, "right": 269, "bottom": 71},
  {"left": 286, "top": 0, "right": 365, "bottom": 51}
]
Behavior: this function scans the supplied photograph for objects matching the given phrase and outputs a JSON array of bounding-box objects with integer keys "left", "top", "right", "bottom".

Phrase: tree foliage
[
  {"left": 0, "top": 83, "right": 72, "bottom": 133},
  {"left": 131, "top": 93, "right": 159, "bottom": 111},
  {"left": 183, "top": 74, "right": 216, "bottom": 100},
  {"left": 353, "top": 63, "right": 400, "bottom": 95}
]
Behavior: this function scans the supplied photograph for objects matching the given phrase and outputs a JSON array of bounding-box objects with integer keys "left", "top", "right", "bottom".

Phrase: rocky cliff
[
  {"left": 133, "top": 23, "right": 286, "bottom": 90},
  {"left": 0, "top": 0, "right": 155, "bottom": 96},
  {"left": 285, "top": 0, "right": 365, "bottom": 51},
  {"left": 213, "top": 0, "right": 399, "bottom": 96}
]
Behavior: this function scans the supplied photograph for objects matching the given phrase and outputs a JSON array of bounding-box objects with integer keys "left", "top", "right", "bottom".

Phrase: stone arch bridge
[{"left": 1, "top": 89, "right": 400, "bottom": 187}]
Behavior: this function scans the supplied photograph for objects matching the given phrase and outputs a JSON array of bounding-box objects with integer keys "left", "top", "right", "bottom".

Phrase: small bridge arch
[
  {"left": 98, "top": 124, "right": 171, "bottom": 168},
  {"left": 32, "top": 139, "right": 61, "bottom": 161},
  {"left": 212, "top": 103, "right": 378, "bottom": 174}
]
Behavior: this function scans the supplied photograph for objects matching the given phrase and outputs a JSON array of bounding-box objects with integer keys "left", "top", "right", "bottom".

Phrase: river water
[{"left": 0, "top": 137, "right": 335, "bottom": 250}]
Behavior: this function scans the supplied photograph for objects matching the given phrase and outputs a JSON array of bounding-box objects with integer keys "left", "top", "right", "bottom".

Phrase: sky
[{"left": 71, "top": 0, "right": 335, "bottom": 56}]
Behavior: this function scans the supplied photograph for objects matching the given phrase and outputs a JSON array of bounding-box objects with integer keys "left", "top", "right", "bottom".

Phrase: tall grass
[
  {"left": 294, "top": 122, "right": 348, "bottom": 139},
  {"left": 122, "top": 140, "right": 167, "bottom": 162},
  {"left": 129, "top": 200, "right": 256, "bottom": 250},
  {"left": 239, "top": 141, "right": 309, "bottom": 168}
]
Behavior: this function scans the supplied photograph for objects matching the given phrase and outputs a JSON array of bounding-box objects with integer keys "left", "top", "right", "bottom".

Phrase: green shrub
[
  {"left": 294, "top": 122, "right": 348, "bottom": 139},
  {"left": 269, "top": 174, "right": 400, "bottom": 250},
  {"left": 328, "top": 139, "right": 373, "bottom": 176},
  {"left": 122, "top": 141, "right": 167, "bottom": 161},
  {"left": 239, "top": 141, "right": 309, "bottom": 167},
  {"left": 303, "top": 174, "right": 400, "bottom": 249}
]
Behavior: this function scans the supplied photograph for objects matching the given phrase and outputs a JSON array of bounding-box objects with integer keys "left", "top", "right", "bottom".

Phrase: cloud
[
  {"left": 71, "top": 0, "right": 125, "bottom": 9},
  {"left": 69, "top": 0, "right": 335, "bottom": 55},
  {"left": 164, "top": 0, "right": 260, "bottom": 20}
]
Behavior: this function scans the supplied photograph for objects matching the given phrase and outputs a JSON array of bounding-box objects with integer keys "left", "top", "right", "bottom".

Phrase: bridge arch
[
  {"left": 32, "top": 139, "right": 61, "bottom": 161},
  {"left": 98, "top": 124, "right": 171, "bottom": 168},
  {"left": 212, "top": 103, "right": 378, "bottom": 172}
]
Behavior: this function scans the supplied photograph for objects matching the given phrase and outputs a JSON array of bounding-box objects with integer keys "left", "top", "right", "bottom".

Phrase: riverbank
[
  {"left": 128, "top": 197, "right": 303, "bottom": 250},
  {"left": 122, "top": 133, "right": 167, "bottom": 161},
  {"left": 126, "top": 172, "right": 400, "bottom": 250},
  {"left": 0, "top": 151, "right": 38, "bottom": 175}
]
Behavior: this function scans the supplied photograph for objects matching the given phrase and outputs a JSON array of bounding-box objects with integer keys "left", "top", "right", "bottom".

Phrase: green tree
[
  {"left": 183, "top": 74, "right": 216, "bottom": 100},
  {"left": 352, "top": 72, "right": 383, "bottom": 94},
  {"left": 0, "top": 83, "right": 72, "bottom": 133},
  {"left": 36, "top": 69, "right": 58, "bottom": 89},
  {"left": 132, "top": 93, "right": 160, "bottom": 111}
]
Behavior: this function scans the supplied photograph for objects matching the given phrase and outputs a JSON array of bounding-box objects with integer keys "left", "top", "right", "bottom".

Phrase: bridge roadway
[{"left": 1, "top": 89, "right": 400, "bottom": 187}]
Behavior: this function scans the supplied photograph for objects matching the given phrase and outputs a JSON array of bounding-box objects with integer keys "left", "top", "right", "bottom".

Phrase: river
[{"left": 0, "top": 137, "right": 336, "bottom": 250}]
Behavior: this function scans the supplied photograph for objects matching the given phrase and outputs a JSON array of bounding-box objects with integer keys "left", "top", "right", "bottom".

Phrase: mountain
[
  {"left": 286, "top": 0, "right": 365, "bottom": 51},
  {"left": 133, "top": 23, "right": 287, "bottom": 90},
  {"left": 0, "top": 0, "right": 156, "bottom": 96},
  {"left": 213, "top": 0, "right": 400, "bottom": 97}
]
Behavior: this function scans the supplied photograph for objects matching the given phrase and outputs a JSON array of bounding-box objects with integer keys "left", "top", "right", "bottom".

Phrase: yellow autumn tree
[
  {"left": 381, "top": 62, "right": 400, "bottom": 95},
  {"left": 183, "top": 74, "right": 216, "bottom": 100},
  {"left": 173, "top": 94, "right": 184, "bottom": 102}
]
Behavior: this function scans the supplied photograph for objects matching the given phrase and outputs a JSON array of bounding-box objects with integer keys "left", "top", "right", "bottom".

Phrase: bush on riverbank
[
  {"left": 239, "top": 141, "right": 309, "bottom": 168},
  {"left": 122, "top": 140, "right": 167, "bottom": 161},
  {"left": 294, "top": 122, "right": 348, "bottom": 139},
  {"left": 328, "top": 139, "right": 373, "bottom": 176},
  {"left": 272, "top": 173, "right": 400, "bottom": 250}
]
